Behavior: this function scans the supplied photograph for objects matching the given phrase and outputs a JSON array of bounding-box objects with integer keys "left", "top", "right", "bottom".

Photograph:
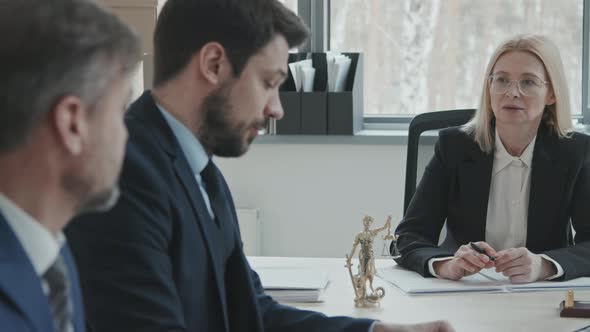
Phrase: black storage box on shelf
[
  {"left": 277, "top": 53, "right": 329, "bottom": 135},
  {"left": 277, "top": 91, "right": 300, "bottom": 134},
  {"left": 276, "top": 53, "right": 305, "bottom": 135},
  {"left": 276, "top": 52, "right": 363, "bottom": 135},
  {"left": 300, "top": 53, "right": 327, "bottom": 135},
  {"left": 327, "top": 53, "right": 363, "bottom": 135}
]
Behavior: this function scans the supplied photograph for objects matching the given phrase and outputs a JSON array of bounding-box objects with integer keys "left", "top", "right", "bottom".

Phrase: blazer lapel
[
  {"left": 457, "top": 140, "right": 494, "bottom": 241},
  {"left": 527, "top": 126, "right": 566, "bottom": 251},
  {"left": 0, "top": 214, "right": 55, "bottom": 332},
  {"left": 131, "top": 91, "right": 230, "bottom": 330}
]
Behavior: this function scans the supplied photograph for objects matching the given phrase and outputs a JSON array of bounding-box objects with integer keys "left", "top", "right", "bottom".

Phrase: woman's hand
[
  {"left": 433, "top": 242, "right": 497, "bottom": 280},
  {"left": 494, "top": 247, "right": 557, "bottom": 283}
]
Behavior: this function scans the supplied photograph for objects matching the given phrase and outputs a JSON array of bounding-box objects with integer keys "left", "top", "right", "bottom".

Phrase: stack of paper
[
  {"left": 255, "top": 267, "right": 329, "bottom": 303},
  {"left": 288, "top": 59, "right": 315, "bottom": 92},
  {"left": 326, "top": 51, "right": 352, "bottom": 92},
  {"left": 377, "top": 265, "right": 590, "bottom": 295}
]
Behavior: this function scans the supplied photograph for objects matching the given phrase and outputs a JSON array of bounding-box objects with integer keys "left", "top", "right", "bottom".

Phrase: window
[
  {"left": 329, "top": 0, "right": 583, "bottom": 117},
  {"left": 279, "top": 0, "right": 298, "bottom": 14}
]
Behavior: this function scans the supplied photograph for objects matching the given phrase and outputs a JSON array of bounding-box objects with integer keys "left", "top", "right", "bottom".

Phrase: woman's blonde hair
[{"left": 463, "top": 34, "right": 573, "bottom": 153}]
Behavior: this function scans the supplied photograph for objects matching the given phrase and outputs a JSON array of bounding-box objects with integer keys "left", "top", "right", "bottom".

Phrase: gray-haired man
[{"left": 0, "top": 0, "right": 140, "bottom": 331}]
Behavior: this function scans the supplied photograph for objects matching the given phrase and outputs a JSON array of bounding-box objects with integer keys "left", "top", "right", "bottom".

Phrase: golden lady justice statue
[{"left": 345, "top": 215, "right": 395, "bottom": 308}]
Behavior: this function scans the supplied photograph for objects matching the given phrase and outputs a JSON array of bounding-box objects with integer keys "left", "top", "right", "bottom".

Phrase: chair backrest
[{"left": 403, "top": 109, "right": 476, "bottom": 215}]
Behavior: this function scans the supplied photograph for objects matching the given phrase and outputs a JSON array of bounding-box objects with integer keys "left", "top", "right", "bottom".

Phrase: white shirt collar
[
  {"left": 493, "top": 128, "right": 536, "bottom": 174},
  {"left": 0, "top": 193, "right": 64, "bottom": 276}
]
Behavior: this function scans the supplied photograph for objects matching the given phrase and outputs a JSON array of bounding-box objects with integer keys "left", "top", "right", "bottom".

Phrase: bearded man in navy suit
[{"left": 66, "top": 1, "right": 452, "bottom": 331}]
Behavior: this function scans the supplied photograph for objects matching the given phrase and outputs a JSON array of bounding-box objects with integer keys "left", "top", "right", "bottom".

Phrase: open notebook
[
  {"left": 378, "top": 265, "right": 590, "bottom": 295},
  {"left": 254, "top": 267, "right": 329, "bottom": 303}
]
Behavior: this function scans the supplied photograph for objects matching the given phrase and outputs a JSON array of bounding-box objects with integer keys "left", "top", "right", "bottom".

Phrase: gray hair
[{"left": 0, "top": 0, "right": 141, "bottom": 153}]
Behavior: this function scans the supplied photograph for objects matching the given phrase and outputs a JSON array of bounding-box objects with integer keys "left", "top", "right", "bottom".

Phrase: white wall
[{"left": 216, "top": 142, "right": 423, "bottom": 258}]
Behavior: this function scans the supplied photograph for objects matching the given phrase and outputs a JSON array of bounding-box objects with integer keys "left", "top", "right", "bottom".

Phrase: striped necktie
[{"left": 43, "top": 254, "right": 73, "bottom": 332}]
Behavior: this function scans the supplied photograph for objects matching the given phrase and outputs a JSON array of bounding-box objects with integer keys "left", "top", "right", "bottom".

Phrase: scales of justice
[{"left": 345, "top": 215, "right": 400, "bottom": 308}]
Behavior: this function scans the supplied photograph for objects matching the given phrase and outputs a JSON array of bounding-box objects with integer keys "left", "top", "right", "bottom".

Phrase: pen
[{"left": 469, "top": 242, "right": 496, "bottom": 261}]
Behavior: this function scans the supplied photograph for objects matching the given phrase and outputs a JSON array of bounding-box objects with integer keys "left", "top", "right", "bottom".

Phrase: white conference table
[{"left": 248, "top": 256, "right": 590, "bottom": 332}]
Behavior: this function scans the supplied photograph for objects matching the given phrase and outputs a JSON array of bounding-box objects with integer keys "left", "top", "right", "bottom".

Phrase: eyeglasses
[{"left": 488, "top": 74, "right": 551, "bottom": 97}]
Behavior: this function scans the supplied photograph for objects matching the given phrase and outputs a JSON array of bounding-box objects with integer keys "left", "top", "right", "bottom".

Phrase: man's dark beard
[{"left": 200, "top": 83, "right": 266, "bottom": 157}]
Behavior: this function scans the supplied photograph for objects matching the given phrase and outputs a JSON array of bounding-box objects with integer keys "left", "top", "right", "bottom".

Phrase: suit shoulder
[
  {"left": 438, "top": 126, "right": 473, "bottom": 143},
  {"left": 432, "top": 126, "right": 483, "bottom": 166},
  {"left": 121, "top": 118, "right": 175, "bottom": 194},
  {"left": 557, "top": 130, "right": 590, "bottom": 161},
  {"left": 437, "top": 126, "right": 476, "bottom": 152},
  {"left": 564, "top": 130, "right": 590, "bottom": 146}
]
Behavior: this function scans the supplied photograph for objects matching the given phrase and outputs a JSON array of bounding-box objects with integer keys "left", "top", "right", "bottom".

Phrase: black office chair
[{"left": 403, "top": 109, "right": 476, "bottom": 215}]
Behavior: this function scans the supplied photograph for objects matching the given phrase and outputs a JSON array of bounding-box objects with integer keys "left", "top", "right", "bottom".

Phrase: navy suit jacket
[
  {"left": 395, "top": 125, "right": 590, "bottom": 280},
  {"left": 0, "top": 213, "right": 85, "bottom": 332},
  {"left": 66, "top": 91, "right": 373, "bottom": 332}
]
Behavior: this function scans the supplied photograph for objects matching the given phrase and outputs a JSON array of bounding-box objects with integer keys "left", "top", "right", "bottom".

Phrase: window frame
[
  {"left": 297, "top": 0, "right": 590, "bottom": 127},
  {"left": 583, "top": 0, "right": 590, "bottom": 124}
]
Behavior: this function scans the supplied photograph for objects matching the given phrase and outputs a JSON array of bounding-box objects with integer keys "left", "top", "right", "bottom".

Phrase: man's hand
[
  {"left": 433, "top": 242, "right": 497, "bottom": 280},
  {"left": 374, "top": 320, "right": 455, "bottom": 332},
  {"left": 494, "top": 247, "right": 557, "bottom": 283}
]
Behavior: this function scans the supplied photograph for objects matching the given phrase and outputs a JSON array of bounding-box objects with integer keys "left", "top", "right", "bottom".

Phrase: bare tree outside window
[{"left": 330, "top": 0, "right": 583, "bottom": 116}]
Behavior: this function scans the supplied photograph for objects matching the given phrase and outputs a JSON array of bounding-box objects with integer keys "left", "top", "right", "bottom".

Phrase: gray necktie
[{"left": 43, "top": 254, "right": 73, "bottom": 332}]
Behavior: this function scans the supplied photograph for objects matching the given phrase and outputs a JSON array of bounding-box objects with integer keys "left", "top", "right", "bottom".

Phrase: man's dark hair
[
  {"left": 154, "top": 0, "right": 309, "bottom": 86},
  {"left": 0, "top": 0, "right": 141, "bottom": 153}
]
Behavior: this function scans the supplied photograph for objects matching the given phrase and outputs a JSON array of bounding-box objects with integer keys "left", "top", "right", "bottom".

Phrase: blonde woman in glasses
[{"left": 395, "top": 34, "right": 590, "bottom": 283}]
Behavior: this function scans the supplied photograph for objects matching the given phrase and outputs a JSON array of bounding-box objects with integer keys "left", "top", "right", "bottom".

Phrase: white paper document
[
  {"left": 378, "top": 265, "right": 590, "bottom": 295},
  {"left": 288, "top": 58, "right": 314, "bottom": 92},
  {"left": 254, "top": 267, "right": 329, "bottom": 302},
  {"left": 300, "top": 67, "right": 316, "bottom": 92},
  {"left": 326, "top": 51, "right": 352, "bottom": 92}
]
